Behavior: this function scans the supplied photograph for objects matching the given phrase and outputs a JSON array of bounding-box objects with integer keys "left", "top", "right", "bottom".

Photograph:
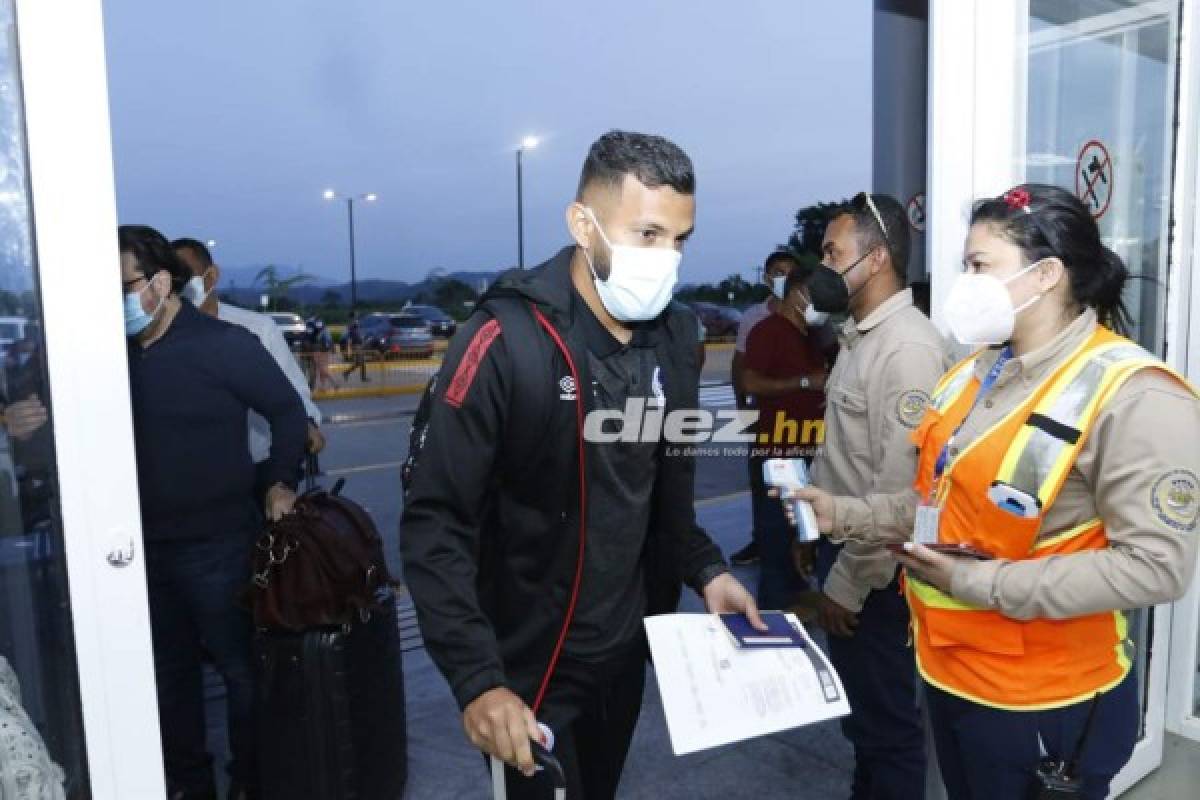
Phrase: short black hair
[
  {"left": 119, "top": 225, "right": 189, "bottom": 292},
  {"left": 764, "top": 249, "right": 800, "bottom": 273},
  {"left": 784, "top": 263, "right": 815, "bottom": 296},
  {"left": 576, "top": 130, "right": 695, "bottom": 200},
  {"left": 833, "top": 192, "right": 910, "bottom": 280},
  {"left": 172, "top": 237, "right": 213, "bottom": 267}
]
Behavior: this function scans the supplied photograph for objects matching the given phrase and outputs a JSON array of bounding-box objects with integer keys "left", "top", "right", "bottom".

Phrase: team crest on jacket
[
  {"left": 650, "top": 366, "right": 665, "bottom": 408},
  {"left": 558, "top": 375, "right": 577, "bottom": 401},
  {"left": 895, "top": 389, "right": 930, "bottom": 429},
  {"left": 1151, "top": 469, "right": 1200, "bottom": 532}
]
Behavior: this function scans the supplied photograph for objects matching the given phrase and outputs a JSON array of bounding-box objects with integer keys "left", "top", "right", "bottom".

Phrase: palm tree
[{"left": 254, "top": 265, "right": 314, "bottom": 310}]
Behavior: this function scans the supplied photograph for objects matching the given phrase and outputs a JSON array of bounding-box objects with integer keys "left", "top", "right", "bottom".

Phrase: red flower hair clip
[{"left": 1003, "top": 188, "right": 1033, "bottom": 213}]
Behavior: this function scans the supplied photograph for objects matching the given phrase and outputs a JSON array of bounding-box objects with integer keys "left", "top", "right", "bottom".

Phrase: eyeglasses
[{"left": 852, "top": 191, "right": 890, "bottom": 247}]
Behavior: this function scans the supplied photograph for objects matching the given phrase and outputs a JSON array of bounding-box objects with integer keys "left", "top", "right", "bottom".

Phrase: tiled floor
[{"left": 1123, "top": 734, "right": 1200, "bottom": 799}]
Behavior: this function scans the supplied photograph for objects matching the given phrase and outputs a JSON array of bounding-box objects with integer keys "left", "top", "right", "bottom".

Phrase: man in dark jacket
[
  {"left": 120, "top": 225, "right": 307, "bottom": 800},
  {"left": 400, "top": 131, "right": 761, "bottom": 799}
]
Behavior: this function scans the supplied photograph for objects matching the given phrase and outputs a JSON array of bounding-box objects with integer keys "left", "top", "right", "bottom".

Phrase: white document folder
[{"left": 644, "top": 612, "right": 851, "bottom": 755}]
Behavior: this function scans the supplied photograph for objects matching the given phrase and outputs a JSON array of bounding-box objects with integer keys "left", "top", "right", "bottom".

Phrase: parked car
[
  {"left": 268, "top": 312, "right": 308, "bottom": 349},
  {"left": 403, "top": 304, "right": 457, "bottom": 338},
  {"left": 360, "top": 312, "right": 434, "bottom": 360},
  {"left": 689, "top": 302, "right": 742, "bottom": 338},
  {"left": 0, "top": 316, "right": 28, "bottom": 360}
]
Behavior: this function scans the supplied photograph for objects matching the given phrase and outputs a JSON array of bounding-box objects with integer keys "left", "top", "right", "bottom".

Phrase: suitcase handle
[{"left": 489, "top": 742, "right": 566, "bottom": 797}]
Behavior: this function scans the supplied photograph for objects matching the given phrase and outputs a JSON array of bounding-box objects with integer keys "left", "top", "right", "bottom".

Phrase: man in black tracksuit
[{"left": 400, "top": 131, "right": 762, "bottom": 799}]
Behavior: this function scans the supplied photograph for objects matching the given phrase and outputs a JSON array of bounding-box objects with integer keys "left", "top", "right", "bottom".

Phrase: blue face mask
[{"left": 124, "top": 280, "right": 164, "bottom": 336}]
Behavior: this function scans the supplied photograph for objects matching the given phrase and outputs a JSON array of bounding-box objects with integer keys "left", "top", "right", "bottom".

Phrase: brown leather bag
[{"left": 250, "top": 476, "right": 397, "bottom": 631}]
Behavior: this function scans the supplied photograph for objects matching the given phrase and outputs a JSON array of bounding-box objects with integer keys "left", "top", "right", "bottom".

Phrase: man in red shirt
[{"left": 742, "top": 267, "right": 833, "bottom": 609}]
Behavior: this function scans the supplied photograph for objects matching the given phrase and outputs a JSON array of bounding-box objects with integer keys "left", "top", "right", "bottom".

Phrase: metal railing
[{"left": 293, "top": 349, "right": 440, "bottom": 398}]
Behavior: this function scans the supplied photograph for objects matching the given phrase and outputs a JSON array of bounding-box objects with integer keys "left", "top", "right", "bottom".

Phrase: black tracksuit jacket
[{"left": 399, "top": 246, "right": 727, "bottom": 712}]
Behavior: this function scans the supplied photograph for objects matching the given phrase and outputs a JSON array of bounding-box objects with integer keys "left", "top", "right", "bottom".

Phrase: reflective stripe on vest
[
  {"left": 930, "top": 354, "right": 979, "bottom": 413},
  {"left": 994, "top": 342, "right": 1158, "bottom": 519}
]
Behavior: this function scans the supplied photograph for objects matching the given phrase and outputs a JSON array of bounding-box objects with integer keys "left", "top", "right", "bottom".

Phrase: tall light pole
[
  {"left": 516, "top": 135, "right": 539, "bottom": 269},
  {"left": 323, "top": 189, "right": 377, "bottom": 311}
]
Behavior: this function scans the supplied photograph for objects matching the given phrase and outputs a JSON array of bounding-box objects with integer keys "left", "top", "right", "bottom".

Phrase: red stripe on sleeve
[{"left": 443, "top": 318, "right": 501, "bottom": 408}]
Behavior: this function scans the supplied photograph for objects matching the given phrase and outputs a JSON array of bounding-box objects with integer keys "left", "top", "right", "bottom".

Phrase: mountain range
[{"left": 215, "top": 264, "right": 503, "bottom": 307}]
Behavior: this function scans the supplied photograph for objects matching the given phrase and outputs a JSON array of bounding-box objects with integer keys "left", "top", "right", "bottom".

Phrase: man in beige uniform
[{"left": 804, "top": 192, "right": 947, "bottom": 800}]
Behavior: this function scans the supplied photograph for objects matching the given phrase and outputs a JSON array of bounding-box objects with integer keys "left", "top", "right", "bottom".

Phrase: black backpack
[{"left": 401, "top": 297, "right": 550, "bottom": 497}]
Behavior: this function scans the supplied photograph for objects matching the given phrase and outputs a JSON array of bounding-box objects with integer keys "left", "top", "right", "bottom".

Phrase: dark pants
[
  {"left": 750, "top": 453, "right": 808, "bottom": 610},
  {"left": 925, "top": 667, "right": 1139, "bottom": 800},
  {"left": 817, "top": 541, "right": 925, "bottom": 800},
  {"left": 342, "top": 345, "right": 367, "bottom": 381},
  {"left": 146, "top": 534, "right": 257, "bottom": 798},
  {"left": 496, "top": 645, "right": 646, "bottom": 800}
]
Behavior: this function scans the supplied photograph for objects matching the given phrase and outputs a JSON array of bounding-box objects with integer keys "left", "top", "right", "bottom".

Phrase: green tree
[
  {"left": 254, "top": 265, "right": 313, "bottom": 311},
  {"left": 788, "top": 199, "right": 848, "bottom": 258}
]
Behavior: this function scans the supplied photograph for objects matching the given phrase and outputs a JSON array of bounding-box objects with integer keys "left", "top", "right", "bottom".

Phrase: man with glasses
[
  {"left": 802, "top": 193, "right": 948, "bottom": 799},
  {"left": 120, "top": 225, "right": 307, "bottom": 800}
]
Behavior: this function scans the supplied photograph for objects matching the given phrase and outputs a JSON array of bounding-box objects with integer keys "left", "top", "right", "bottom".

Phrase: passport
[{"left": 720, "top": 612, "right": 807, "bottom": 649}]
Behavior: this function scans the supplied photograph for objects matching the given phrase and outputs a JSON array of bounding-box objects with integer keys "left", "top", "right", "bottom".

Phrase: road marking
[
  {"left": 699, "top": 384, "right": 736, "bottom": 409},
  {"left": 695, "top": 489, "right": 750, "bottom": 508},
  {"left": 324, "top": 460, "right": 405, "bottom": 476}
]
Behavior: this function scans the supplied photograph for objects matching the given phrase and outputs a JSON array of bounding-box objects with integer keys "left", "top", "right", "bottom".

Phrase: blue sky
[{"left": 102, "top": 0, "right": 871, "bottom": 286}]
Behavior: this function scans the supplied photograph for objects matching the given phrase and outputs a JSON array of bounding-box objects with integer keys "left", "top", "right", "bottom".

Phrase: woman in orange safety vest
[{"left": 787, "top": 184, "right": 1200, "bottom": 799}]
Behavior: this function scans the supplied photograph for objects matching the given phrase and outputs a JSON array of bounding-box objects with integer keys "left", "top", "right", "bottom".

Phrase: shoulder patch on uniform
[
  {"left": 1150, "top": 469, "right": 1200, "bottom": 532},
  {"left": 444, "top": 318, "right": 501, "bottom": 409},
  {"left": 896, "top": 389, "right": 930, "bottom": 429}
]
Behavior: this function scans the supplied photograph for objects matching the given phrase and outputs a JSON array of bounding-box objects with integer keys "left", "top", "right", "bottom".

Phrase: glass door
[
  {"left": 3, "top": 0, "right": 164, "bottom": 796},
  {"left": 1021, "top": 2, "right": 1181, "bottom": 793}
]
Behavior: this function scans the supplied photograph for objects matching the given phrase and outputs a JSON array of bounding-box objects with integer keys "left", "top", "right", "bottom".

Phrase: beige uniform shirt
[
  {"left": 831, "top": 309, "right": 1200, "bottom": 620},
  {"left": 811, "top": 289, "right": 949, "bottom": 612}
]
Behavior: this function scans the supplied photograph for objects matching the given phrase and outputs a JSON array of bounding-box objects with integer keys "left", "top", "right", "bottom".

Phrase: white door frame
[
  {"left": 14, "top": 0, "right": 165, "bottom": 797},
  {"left": 926, "top": 0, "right": 1182, "bottom": 794},
  {"left": 1165, "top": 0, "right": 1200, "bottom": 747}
]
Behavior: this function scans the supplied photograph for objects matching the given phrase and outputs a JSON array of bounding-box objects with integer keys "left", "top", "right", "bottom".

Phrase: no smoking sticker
[
  {"left": 907, "top": 192, "right": 926, "bottom": 233},
  {"left": 1076, "top": 140, "right": 1113, "bottom": 219}
]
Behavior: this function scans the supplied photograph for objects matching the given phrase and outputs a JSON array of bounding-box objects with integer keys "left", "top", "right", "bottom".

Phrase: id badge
[{"left": 914, "top": 504, "right": 941, "bottom": 545}]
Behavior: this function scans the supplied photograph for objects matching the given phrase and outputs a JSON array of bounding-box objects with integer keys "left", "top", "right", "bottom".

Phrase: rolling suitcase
[
  {"left": 255, "top": 456, "right": 406, "bottom": 800},
  {"left": 256, "top": 589, "right": 407, "bottom": 800}
]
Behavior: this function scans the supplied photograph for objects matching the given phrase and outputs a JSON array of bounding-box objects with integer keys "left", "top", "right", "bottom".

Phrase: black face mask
[{"left": 808, "top": 250, "right": 872, "bottom": 313}]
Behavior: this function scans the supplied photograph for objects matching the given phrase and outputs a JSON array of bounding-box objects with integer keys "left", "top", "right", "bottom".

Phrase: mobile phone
[{"left": 886, "top": 542, "right": 994, "bottom": 561}]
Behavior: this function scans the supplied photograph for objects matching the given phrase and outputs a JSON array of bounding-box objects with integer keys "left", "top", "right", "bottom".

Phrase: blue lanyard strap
[{"left": 933, "top": 347, "right": 1012, "bottom": 483}]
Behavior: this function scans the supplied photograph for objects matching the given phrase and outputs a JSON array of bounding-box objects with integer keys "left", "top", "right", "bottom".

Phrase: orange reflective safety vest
[{"left": 906, "top": 325, "right": 1194, "bottom": 710}]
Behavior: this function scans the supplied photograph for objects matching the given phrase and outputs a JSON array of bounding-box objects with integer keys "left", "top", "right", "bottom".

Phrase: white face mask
[
  {"left": 181, "top": 274, "right": 210, "bottom": 307},
  {"left": 803, "top": 304, "right": 830, "bottom": 327},
  {"left": 582, "top": 207, "right": 681, "bottom": 322},
  {"left": 770, "top": 275, "right": 787, "bottom": 299},
  {"left": 944, "top": 260, "right": 1045, "bottom": 346}
]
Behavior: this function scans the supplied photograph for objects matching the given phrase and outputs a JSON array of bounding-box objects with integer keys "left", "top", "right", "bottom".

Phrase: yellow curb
[
  {"left": 314, "top": 384, "right": 427, "bottom": 401},
  {"left": 324, "top": 358, "right": 439, "bottom": 372}
]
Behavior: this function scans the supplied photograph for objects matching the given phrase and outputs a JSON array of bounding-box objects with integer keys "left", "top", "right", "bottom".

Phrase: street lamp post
[
  {"left": 323, "top": 189, "right": 377, "bottom": 311},
  {"left": 516, "top": 136, "right": 538, "bottom": 269}
]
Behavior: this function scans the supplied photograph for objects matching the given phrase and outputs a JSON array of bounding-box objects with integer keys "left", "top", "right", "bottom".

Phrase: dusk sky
[{"left": 102, "top": 1, "right": 871, "bottom": 287}]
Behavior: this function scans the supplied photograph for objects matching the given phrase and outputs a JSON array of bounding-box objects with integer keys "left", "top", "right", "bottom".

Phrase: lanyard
[{"left": 932, "top": 346, "right": 1012, "bottom": 486}]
